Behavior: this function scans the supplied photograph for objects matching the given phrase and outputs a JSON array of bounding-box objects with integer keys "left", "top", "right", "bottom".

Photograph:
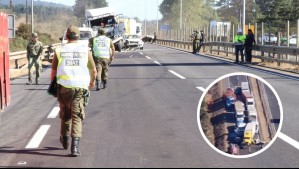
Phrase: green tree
[
  {"left": 160, "top": 0, "right": 216, "bottom": 29},
  {"left": 16, "top": 23, "right": 31, "bottom": 40}
]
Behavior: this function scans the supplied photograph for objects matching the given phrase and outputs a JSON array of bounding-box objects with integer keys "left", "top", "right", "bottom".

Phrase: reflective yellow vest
[
  {"left": 93, "top": 36, "right": 110, "bottom": 59},
  {"left": 56, "top": 43, "right": 90, "bottom": 90},
  {"left": 234, "top": 34, "right": 246, "bottom": 45}
]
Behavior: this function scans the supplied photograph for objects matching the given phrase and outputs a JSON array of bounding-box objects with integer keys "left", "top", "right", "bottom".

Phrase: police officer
[
  {"left": 198, "top": 30, "right": 205, "bottom": 52},
  {"left": 51, "top": 25, "right": 97, "bottom": 157},
  {"left": 244, "top": 29, "right": 256, "bottom": 63},
  {"left": 234, "top": 29, "right": 246, "bottom": 63},
  {"left": 152, "top": 32, "right": 157, "bottom": 44},
  {"left": 191, "top": 30, "right": 199, "bottom": 54},
  {"left": 26, "top": 33, "right": 44, "bottom": 85},
  {"left": 89, "top": 28, "right": 115, "bottom": 91}
]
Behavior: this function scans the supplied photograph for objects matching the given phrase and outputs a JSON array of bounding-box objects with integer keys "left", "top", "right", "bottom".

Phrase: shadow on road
[{"left": 0, "top": 146, "right": 70, "bottom": 157}]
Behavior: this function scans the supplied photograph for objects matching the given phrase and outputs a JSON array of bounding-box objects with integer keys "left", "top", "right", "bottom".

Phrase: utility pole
[
  {"left": 10, "top": 0, "right": 12, "bottom": 9},
  {"left": 31, "top": 0, "right": 34, "bottom": 33},
  {"left": 145, "top": 0, "right": 147, "bottom": 36},
  {"left": 180, "top": 0, "right": 182, "bottom": 30},
  {"left": 243, "top": 0, "right": 246, "bottom": 33},
  {"left": 156, "top": 0, "right": 159, "bottom": 31},
  {"left": 26, "top": 0, "right": 28, "bottom": 24}
]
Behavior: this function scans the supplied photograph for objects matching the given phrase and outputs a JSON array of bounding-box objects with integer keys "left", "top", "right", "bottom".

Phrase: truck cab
[
  {"left": 243, "top": 122, "right": 256, "bottom": 145},
  {"left": 85, "top": 7, "right": 125, "bottom": 52}
]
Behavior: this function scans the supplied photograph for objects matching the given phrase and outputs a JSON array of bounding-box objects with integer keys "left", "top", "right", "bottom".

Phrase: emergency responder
[
  {"left": 89, "top": 28, "right": 115, "bottom": 91},
  {"left": 152, "top": 32, "right": 157, "bottom": 44},
  {"left": 244, "top": 29, "right": 256, "bottom": 63},
  {"left": 191, "top": 30, "right": 199, "bottom": 54},
  {"left": 198, "top": 30, "right": 205, "bottom": 52},
  {"left": 51, "top": 25, "right": 97, "bottom": 157},
  {"left": 26, "top": 32, "right": 44, "bottom": 85},
  {"left": 234, "top": 29, "right": 246, "bottom": 63}
]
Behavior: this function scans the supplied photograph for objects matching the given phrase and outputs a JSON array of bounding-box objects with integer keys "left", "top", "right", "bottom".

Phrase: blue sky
[{"left": 41, "top": 0, "right": 162, "bottom": 20}]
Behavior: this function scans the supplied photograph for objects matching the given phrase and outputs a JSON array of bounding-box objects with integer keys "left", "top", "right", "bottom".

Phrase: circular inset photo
[{"left": 197, "top": 72, "right": 283, "bottom": 158}]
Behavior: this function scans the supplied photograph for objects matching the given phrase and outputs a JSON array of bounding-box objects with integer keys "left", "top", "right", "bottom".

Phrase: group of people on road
[
  {"left": 234, "top": 28, "right": 256, "bottom": 64},
  {"left": 26, "top": 25, "right": 114, "bottom": 157},
  {"left": 191, "top": 30, "right": 205, "bottom": 54}
]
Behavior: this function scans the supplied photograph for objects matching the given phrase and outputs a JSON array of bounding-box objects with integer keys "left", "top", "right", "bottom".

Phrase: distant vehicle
[
  {"left": 258, "top": 33, "right": 277, "bottom": 44},
  {"left": 247, "top": 105, "right": 259, "bottom": 134},
  {"left": 124, "top": 34, "right": 144, "bottom": 50},
  {"left": 242, "top": 90, "right": 254, "bottom": 107},
  {"left": 289, "top": 35, "right": 297, "bottom": 46},
  {"left": 84, "top": 7, "right": 126, "bottom": 52},
  {"left": 235, "top": 122, "right": 246, "bottom": 136},
  {"left": 226, "top": 96, "right": 235, "bottom": 109},
  {"left": 60, "top": 27, "right": 96, "bottom": 48},
  {"left": 243, "top": 122, "right": 257, "bottom": 146},
  {"left": 142, "top": 35, "right": 154, "bottom": 43}
]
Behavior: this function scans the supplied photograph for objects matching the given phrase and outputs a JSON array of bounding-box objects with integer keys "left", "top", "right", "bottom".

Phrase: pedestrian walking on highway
[
  {"left": 234, "top": 29, "right": 246, "bottom": 63},
  {"left": 244, "top": 29, "right": 256, "bottom": 63},
  {"left": 89, "top": 28, "right": 115, "bottom": 91},
  {"left": 152, "top": 32, "right": 157, "bottom": 44},
  {"left": 51, "top": 25, "right": 97, "bottom": 157},
  {"left": 26, "top": 33, "right": 44, "bottom": 85},
  {"left": 198, "top": 30, "right": 205, "bottom": 52},
  {"left": 191, "top": 30, "right": 199, "bottom": 54}
]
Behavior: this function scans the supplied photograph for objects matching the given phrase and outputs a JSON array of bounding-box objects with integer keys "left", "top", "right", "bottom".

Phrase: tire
[{"left": 117, "top": 41, "right": 122, "bottom": 52}]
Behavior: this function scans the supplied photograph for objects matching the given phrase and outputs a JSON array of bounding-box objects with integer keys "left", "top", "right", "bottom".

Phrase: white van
[{"left": 61, "top": 27, "right": 96, "bottom": 47}]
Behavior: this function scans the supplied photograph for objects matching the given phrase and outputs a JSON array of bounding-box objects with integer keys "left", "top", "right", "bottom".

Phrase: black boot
[
  {"left": 60, "top": 135, "right": 70, "bottom": 150},
  {"left": 71, "top": 137, "right": 81, "bottom": 157},
  {"left": 96, "top": 80, "right": 100, "bottom": 91},
  {"left": 103, "top": 80, "right": 107, "bottom": 89}
]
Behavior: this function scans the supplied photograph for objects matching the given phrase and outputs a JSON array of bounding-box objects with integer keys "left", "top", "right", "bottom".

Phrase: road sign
[{"left": 8, "top": 14, "right": 15, "bottom": 38}]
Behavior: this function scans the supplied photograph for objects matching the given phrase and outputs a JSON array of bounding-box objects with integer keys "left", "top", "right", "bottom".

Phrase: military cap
[
  {"left": 66, "top": 25, "right": 80, "bottom": 38},
  {"left": 32, "top": 32, "right": 38, "bottom": 37}
]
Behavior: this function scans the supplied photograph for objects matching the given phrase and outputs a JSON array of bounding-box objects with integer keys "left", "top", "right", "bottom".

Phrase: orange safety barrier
[{"left": 0, "top": 12, "right": 11, "bottom": 110}]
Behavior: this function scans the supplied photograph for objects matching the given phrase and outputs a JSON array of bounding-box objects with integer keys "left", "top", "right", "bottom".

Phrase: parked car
[
  {"left": 258, "top": 33, "right": 277, "bottom": 44},
  {"left": 60, "top": 27, "right": 96, "bottom": 48},
  {"left": 289, "top": 35, "right": 297, "bottom": 46},
  {"left": 124, "top": 34, "right": 144, "bottom": 50}
]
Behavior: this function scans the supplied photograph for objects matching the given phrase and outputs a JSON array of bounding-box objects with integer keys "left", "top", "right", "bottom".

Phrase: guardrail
[
  {"left": 157, "top": 39, "right": 299, "bottom": 68},
  {"left": 9, "top": 43, "right": 60, "bottom": 69}
]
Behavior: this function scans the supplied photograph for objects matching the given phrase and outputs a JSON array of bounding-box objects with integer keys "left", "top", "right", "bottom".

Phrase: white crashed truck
[{"left": 85, "top": 7, "right": 125, "bottom": 52}]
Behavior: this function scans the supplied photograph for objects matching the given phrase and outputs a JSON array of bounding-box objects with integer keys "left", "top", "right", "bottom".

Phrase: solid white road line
[
  {"left": 25, "top": 125, "right": 50, "bottom": 149},
  {"left": 168, "top": 70, "right": 186, "bottom": 79},
  {"left": 154, "top": 61, "right": 162, "bottom": 66},
  {"left": 145, "top": 56, "right": 152, "bottom": 60},
  {"left": 47, "top": 107, "right": 60, "bottom": 119},
  {"left": 196, "top": 87, "right": 206, "bottom": 92},
  {"left": 279, "top": 133, "right": 299, "bottom": 150}
]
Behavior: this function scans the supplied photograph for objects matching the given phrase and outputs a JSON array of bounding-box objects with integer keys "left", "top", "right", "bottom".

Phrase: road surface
[{"left": 0, "top": 44, "right": 298, "bottom": 167}]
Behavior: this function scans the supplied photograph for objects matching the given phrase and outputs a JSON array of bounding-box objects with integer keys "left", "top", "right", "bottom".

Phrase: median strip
[
  {"left": 168, "top": 70, "right": 186, "bottom": 79},
  {"left": 25, "top": 125, "right": 50, "bottom": 149},
  {"left": 279, "top": 133, "right": 299, "bottom": 150},
  {"left": 47, "top": 107, "right": 60, "bottom": 119}
]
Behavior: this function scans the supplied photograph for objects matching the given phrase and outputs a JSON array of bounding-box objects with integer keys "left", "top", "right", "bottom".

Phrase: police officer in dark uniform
[
  {"left": 198, "top": 30, "right": 205, "bottom": 52},
  {"left": 191, "top": 30, "right": 199, "bottom": 54}
]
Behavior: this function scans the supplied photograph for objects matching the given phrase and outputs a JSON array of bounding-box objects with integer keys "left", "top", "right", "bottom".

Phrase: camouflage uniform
[{"left": 26, "top": 33, "right": 44, "bottom": 84}]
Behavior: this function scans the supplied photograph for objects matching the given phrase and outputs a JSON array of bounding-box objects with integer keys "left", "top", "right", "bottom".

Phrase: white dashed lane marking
[
  {"left": 154, "top": 61, "right": 162, "bottom": 66},
  {"left": 196, "top": 87, "right": 206, "bottom": 92},
  {"left": 145, "top": 56, "right": 152, "bottom": 60},
  {"left": 168, "top": 70, "right": 186, "bottom": 79},
  {"left": 47, "top": 107, "right": 60, "bottom": 119},
  {"left": 25, "top": 125, "right": 51, "bottom": 149}
]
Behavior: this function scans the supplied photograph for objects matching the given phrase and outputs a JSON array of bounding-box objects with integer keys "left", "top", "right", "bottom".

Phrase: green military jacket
[{"left": 27, "top": 40, "right": 44, "bottom": 58}]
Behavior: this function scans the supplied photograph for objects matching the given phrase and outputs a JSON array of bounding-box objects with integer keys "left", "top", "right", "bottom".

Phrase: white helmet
[{"left": 237, "top": 29, "right": 243, "bottom": 33}]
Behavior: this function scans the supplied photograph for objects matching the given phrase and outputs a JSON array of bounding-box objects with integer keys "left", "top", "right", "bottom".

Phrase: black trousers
[{"left": 245, "top": 46, "right": 253, "bottom": 63}]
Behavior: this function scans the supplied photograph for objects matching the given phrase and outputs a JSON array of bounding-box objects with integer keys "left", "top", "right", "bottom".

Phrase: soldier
[
  {"left": 51, "top": 25, "right": 97, "bottom": 157},
  {"left": 26, "top": 32, "right": 44, "bottom": 85},
  {"left": 89, "top": 28, "right": 115, "bottom": 91}
]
